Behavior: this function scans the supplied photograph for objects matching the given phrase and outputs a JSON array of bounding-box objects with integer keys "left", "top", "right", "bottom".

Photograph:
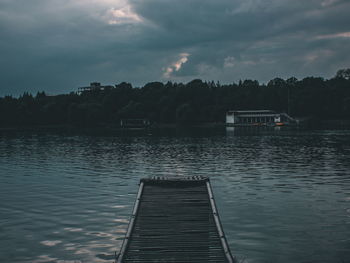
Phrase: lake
[{"left": 0, "top": 127, "right": 349, "bottom": 263}]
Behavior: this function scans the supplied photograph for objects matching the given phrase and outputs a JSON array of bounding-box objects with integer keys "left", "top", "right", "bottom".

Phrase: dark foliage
[{"left": 1, "top": 71, "right": 350, "bottom": 127}]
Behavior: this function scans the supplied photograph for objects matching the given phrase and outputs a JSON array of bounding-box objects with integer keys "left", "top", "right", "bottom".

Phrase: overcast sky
[{"left": 1, "top": 0, "right": 350, "bottom": 95}]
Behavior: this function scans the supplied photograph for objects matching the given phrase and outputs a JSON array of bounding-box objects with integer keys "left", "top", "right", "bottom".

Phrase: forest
[{"left": 0, "top": 69, "right": 349, "bottom": 127}]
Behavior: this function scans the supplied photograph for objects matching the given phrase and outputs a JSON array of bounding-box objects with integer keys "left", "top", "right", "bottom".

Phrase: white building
[{"left": 226, "top": 110, "right": 293, "bottom": 126}]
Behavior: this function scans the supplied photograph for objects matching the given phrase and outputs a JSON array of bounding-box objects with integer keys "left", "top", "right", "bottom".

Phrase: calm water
[{"left": 0, "top": 128, "right": 349, "bottom": 263}]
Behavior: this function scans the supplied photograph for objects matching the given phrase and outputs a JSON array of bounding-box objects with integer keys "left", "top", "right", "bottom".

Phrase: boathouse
[{"left": 226, "top": 110, "right": 294, "bottom": 126}]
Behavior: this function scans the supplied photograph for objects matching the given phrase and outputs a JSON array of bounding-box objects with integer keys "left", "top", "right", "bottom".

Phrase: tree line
[{"left": 0, "top": 70, "right": 349, "bottom": 127}]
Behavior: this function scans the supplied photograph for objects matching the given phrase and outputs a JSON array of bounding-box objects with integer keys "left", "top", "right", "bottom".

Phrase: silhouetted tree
[
  {"left": 335, "top": 68, "right": 350, "bottom": 80},
  {"left": 1, "top": 70, "right": 349, "bottom": 127}
]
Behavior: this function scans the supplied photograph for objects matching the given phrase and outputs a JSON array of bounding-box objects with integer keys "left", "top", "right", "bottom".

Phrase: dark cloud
[{"left": 0, "top": 0, "right": 349, "bottom": 95}]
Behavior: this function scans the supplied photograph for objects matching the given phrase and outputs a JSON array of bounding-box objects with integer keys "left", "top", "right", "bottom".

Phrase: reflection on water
[{"left": 0, "top": 128, "right": 350, "bottom": 263}]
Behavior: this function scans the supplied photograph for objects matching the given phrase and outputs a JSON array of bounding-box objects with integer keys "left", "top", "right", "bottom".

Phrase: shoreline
[{"left": 0, "top": 119, "right": 349, "bottom": 133}]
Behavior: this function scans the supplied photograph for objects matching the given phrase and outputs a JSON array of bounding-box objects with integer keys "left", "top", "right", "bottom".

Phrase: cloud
[
  {"left": 304, "top": 49, "right": 334, "bottom": 63},
  {"left": 0, "top": 0, "right": 349, "bottom": 95},
  {"left": 316, "top": 32, "right": 350, "bottom": 39},
  {"left": 224, "top": 56, "right": 236, "bottom": 68},
  {"left": 163, "top": 53, "right": 190, "bottom": 78},
  {"left": 103, "top": 5, "right": 143, "bottom": 25},
  {"left": 321, "top": 0, "right": 340, "bottom": 7}
]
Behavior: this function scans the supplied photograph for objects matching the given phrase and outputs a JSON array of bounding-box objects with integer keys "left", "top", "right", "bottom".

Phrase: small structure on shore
[
  {"left": 120, "top": 119, "right": 150, "bottom": 128},
  {"left": 78, "top": 82, "right": 113, "bottom": 94},
  {"left": 226, "top": 110, "right": 295, "bottom": 126}
]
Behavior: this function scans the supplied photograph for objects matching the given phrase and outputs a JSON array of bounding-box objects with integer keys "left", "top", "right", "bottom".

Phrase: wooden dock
[{"left": 116, "top": 176, "right": 235, "bottom": 263}]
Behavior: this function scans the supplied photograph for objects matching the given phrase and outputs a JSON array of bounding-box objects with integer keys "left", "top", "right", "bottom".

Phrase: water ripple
[{"left": 0, "top": 129, "right": 349, "bottom": 262}]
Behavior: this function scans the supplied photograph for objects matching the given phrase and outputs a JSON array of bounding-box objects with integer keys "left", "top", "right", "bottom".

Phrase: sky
[{"left": 0, "top": 0, "right": 350, "bottom": 96}]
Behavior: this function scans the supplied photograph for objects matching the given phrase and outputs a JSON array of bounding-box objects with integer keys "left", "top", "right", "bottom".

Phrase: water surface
[{"left": 0, "top": 128, "right": 349, "bottom": 263}]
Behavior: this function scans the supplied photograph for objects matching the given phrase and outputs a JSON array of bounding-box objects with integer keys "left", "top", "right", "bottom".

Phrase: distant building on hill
[
  {"left": 226, "top": 110, "right": 295, "bottom": 126},
  {"left": 78, "top": 82, "right": 113, "bottom": 94}
]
